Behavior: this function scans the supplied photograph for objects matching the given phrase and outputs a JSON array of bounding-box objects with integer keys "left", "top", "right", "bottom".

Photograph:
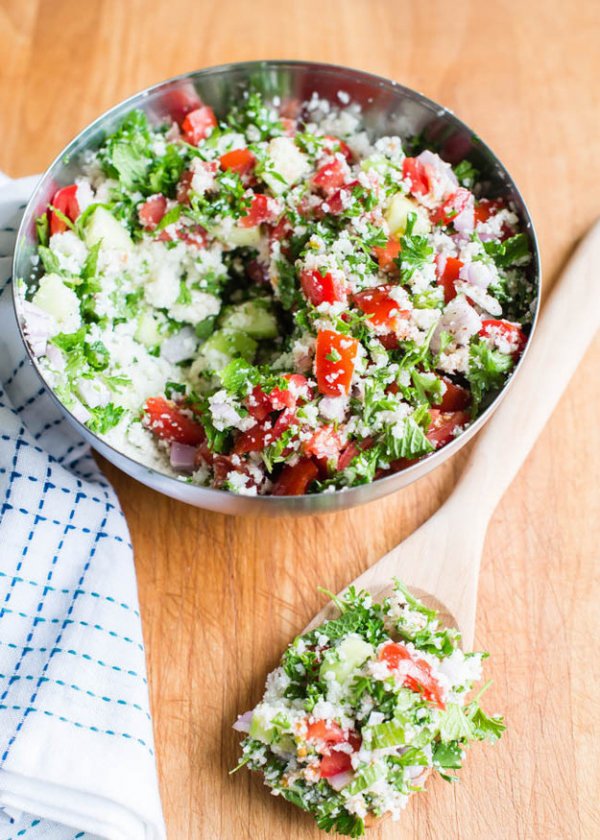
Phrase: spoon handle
[{"left": 446, "top": 219, "right": 600, "bottom": 522}]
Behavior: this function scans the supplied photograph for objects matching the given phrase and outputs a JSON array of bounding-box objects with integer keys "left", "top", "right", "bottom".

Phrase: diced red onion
[
  {"left": 169, "top": 441, "right": 197, "bottom": 473},
  {"left": 21, "top": 300, "right": 56, "bottom": 357},
  {"left": 459, "top": 261, "right": 494, "bottom": 290},
  {"left": 455, "top": 282, "right": 503, "bottom": 317},
  {"left": 432, "top": 295, "right": 482, "bottom": 351},
  {"left": 232, "top": 711, "right": 253, "bottom": 733},
  {"left": 327, "top": 770, "right": 355, "bottom": 791},
  {"left": 453, "top": 202, "right": 475, "bottom": 235},
  {"left": 435, "top": 252, "right": 447, "bottom": 278},
  {"left": 417, "top": 151, "right": 458, "bottom": 185},
  {"left": 44, "top": 343, "right": 65, "bottom": 371}
]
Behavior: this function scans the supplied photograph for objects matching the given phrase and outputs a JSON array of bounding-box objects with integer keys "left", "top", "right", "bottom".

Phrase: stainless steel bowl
[{"left": 12, "top": 60, "right": 541, "bottom": 515}]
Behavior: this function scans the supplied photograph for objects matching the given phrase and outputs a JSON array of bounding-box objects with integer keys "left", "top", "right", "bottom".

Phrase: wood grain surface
[{"left": 1, "top": 1, "right": 599, "bottom": 838}]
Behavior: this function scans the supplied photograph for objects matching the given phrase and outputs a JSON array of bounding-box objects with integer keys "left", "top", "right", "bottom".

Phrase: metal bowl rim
[{"left": 11, "top": 59, "right": 542, "bottom": 510}]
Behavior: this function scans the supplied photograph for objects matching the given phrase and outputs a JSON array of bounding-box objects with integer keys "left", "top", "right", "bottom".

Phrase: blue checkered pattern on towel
[{"left": 0, "top": 180, "right": 164, "bottom": 840}]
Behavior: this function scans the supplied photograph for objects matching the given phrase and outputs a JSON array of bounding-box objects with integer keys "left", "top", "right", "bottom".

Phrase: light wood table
[{"left": 1, "top": 1, "right": 599, "bottom": 837}]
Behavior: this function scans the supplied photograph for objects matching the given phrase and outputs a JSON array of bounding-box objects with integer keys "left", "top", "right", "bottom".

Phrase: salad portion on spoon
[{"left": 233, "top": 582, "right": 503, "bottom": 835}]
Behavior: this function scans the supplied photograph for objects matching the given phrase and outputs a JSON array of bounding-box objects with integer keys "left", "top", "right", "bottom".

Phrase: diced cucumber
[
  {"left": 220, "top": 224, "right": 261, "bottom": 248},
  {"left": 190, "top": 328, "right": 257, "bottom": 378},
  {"left": 219, "top": 299, "right": 278, "bottom": 340},
  {"left": 320, "top": 634, "right": 374, "bottom": 685},
  {"left": 249, "top": 704, "right": 295, "bottom": 752},
  {"left": 363, "top": 719, "right": 407, "bottom": 750},
  {"left": 84, "top": 206, "right": 133, "bottom": 251},
  {"left": 263, "top": 137, "right": 310, "bottom": 194},
  {"left": 32, "top": 273, "right": 81, "bottom": 333},
  {"left": 135, "top": 311, "right": 161, "bottom": 348},
  {"left": 342, "top": 761, "right": 387, "bottom": 797},
  {"left": 249, "top": 705, "right": 275, "bottom": 744},
  {"left": 385, "top": 193, "right": 430, "bottom": 236}
]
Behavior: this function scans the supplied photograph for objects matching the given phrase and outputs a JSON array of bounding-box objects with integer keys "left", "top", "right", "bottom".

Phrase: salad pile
[
  {"left": 22, "top": 87, "right": 534, "bottom": 495},
  {"left": 233, "top": 582, "right": 505, "bottom": 835}
]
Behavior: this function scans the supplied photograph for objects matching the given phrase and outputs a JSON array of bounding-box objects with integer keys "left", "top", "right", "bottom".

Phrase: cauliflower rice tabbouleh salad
[
  {"left": 22, "top": 87, "right": 535, "bottom": 496},
  {"left": 233, "top": 582, "right": 505, "bottom": 835}
]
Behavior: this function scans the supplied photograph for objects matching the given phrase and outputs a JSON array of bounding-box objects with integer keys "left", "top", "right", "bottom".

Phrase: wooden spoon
[{"left": 305, "top": 221, "right": 600, "bottom": 649}]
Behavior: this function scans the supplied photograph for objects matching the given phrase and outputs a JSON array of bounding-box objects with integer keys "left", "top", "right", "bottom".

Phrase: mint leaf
[
  {"left": 468, "top": 706, "right": 506, "bottom": 743},
  {"left": 483, "top": 233, "right": 530, "bottom": 268},
  {"left": 453, "top": 160, "right": 479, "bottom": 188},
  {"left": 467, "top": 338, "right": 514, "bottom": 409},
  {"left": 439, "top": 703, "right": 475, "bottom": 742},
  {"left": 383, "top": 415, "right": 433, "bottom": 461},
  {"left": 87, "top": 402, "right": 124, "bottom": 434},
  {"left": 219, "top": 358, "right": 257, "bottom": 394}
]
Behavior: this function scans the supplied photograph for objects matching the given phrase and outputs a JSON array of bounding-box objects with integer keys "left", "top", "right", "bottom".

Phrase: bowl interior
[{"left": 12, "top": 61, "right": 540, "bottom": 515}]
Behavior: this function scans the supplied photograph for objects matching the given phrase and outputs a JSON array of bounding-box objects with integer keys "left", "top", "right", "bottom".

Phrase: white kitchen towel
[{"left": 0, "top": 177, "right": 165, "bottom": 840}]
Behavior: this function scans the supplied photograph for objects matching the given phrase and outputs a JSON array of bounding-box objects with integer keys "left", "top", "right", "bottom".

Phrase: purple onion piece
[
  {"left": 169, "top": 442, "right": 197, "bottom": 473},
  {"left": 459, "top": 260, "right": 494, "bottom": 289},
  {"left": 327, "top": 770, "right": 355, "bottom": 791},
  {"left": 232, "top": 711, "right": 253, "bottom": 733}
]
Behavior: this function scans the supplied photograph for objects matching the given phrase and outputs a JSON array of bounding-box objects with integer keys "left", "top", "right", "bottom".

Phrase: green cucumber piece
[
  {"left": 193, "top": 329, "right": 257, "bottom": 375},
  {"left": 320, "top": 634, "right": 374, "bottom": 685},
  {"left": 219, "top": 299, "right": 278, "bottom": 340},
  {"left": 135, "top": 311, "right": 161, "bottom": 348},
  {"left": 31, "top": 273, "right": 81, "bottom": 332},
  {"left": 84, "top": 206, "right": 133, "bottom": 251}
]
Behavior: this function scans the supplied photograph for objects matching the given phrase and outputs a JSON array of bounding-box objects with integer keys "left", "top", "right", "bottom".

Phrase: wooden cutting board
[{"left": 1, "top": 1, "right": 599, "bottom": 837}]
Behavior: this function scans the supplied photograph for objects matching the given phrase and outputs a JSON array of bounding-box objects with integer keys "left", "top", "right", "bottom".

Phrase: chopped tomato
[
  {"left": 300, "top": 269, "right": 347, "bottom": 307},
  {"left": 178, "top": 223, "right": 208, "bottom": 249},
  {"left": 479, "top": 319, "right": 527, "bottom": 357},
  {"left": 436, "top": 379, "right": 471, "bottom": 412},
  {"left": 319, "top": 751, "right": 353, "bottom": 778},
  {"left": 380, "top": 641, "right": 412, "bottom": 669},
  {"left": 246, "top": 374, "right": 310, "bottom": 421},
  {"left": 219, "top": 147, "right": 256, "bottom": 176},
  {"left": 212, "top": 455, "right": 249, "bottom": 487},
  {"left": 402, "top": 157, "right": 431, "bottom": 196},
  {"left": 312, "top": 157, "right": 349, "bottom": 195},
  {"left": 246, "top": 386, "right": 273, "bottom": 422},
  {"left": 272, "top": 458, "right": 319, "bottom": 496},
  {"left": 353, "top": 285, "right": 410, "bottom": 329},
  {"left": 373, "top": 236, "right": 401, "bottom": 273},
  {"left": 233, "top": 424, "right": 269, "bottom": 455},
  {"left": 138, "top": 195, "right": 167, "bottom": 230},
  {"left": 176, "top": 170, "right": 194, "bottom": 204},
  {"left": 306, "top": 720, "right": 346, "bottom": 744},
  {"left": 240, "top": 193, "right": 279, "bottom": 228},
  {"left": 269, "top": 215, "right": 293, "bottom": 243},
  {"left": 323, "top": 135, "right": 354, "bottom": 162},
  {"left": 435, "top": 256, "right": 463, "bottom": 304},
  {"left": 49, "top": 185, "right": 79, "bottom": 235},
  {"left": 181, "top": 105, "right": 217, "bottom": 144},
  {"left": 378, "top": 333, "right": 400, "bottom": 351},
  {"left": 324, "top": 180, "right": 360, "bottom": 215},
  {"left": 473, "top": 197, "right": 501, "bottom": 224},
  {"left": 315, "top": 330, "right": 359, "bottom": 397},
  {"left": 303, "top": 426, "right": 343, "bottom": 463},
  {"left": 163, "top": 85, "right": 202, "bottom": 124},
  {"left": 271, "top": 407, "right": 298, "bottom": 440},
  {"left": 427, "top": 409, "right": 471, "bottom": 448},
  {"left": 379, "top": 642, "right": 445, "bottom": 709},
  {"left": 144, "top": 397, "right": 205, "bottom": 446},
  {"left": 337, "top": 436, "right": 374, "bottom": 471},
  {"left": 431, "top": 187, "right": 473, "bottom": 226}
]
